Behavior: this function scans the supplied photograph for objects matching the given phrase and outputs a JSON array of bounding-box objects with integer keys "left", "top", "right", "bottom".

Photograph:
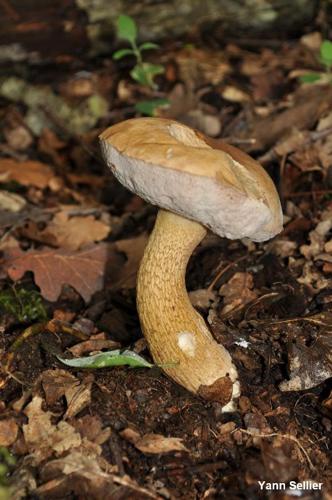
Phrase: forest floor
[{"left": 0, "top": 19, "right": 331, "bottom": 500}]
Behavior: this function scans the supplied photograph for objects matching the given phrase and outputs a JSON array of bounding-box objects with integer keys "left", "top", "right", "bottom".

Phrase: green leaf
[
  {"left": 299, "top": 73, "right": 322, "bottom": 83},
  {"left": 57, "top": 349, "right": 153, "bottom": 369},
  {"left": 130, "top": 63, "right": 164, "bottom": 88},
  {"left": 135, "top": 98, "right": 170, "bottom": 116},
  {"left": 139, "top": 42, "right": 159, "bottom": 51},
  {"left": 320, "top": 40, "right": 332, "bottom": 65},
  {"left": 113, "top": 48, "right": 135, "bottom": 60},
  {"left": 116, "top": 15, "right": 137, "bottom": 44}
]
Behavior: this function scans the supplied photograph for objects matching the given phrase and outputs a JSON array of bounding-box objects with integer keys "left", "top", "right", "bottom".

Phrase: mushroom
[{"left": 99, "top": 117, "right": 283, "bottom": 410}]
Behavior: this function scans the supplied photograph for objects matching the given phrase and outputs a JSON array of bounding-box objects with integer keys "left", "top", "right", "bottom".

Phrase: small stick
[{"left": 236, "top": 428, "right": 315, "bottom": 471}]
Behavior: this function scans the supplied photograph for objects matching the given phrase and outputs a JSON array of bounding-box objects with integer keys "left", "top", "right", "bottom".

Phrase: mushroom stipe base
[{"left": 137, "top": 209, "right": 240, "bottom": 408}]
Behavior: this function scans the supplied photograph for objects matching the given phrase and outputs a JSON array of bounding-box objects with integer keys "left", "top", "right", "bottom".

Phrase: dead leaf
[
  {"left": 113, "top": 235, "right": 148, "bottom": 289},
  {"left": 274, "top": 129, "right": 309, "bottom": 157},
  {"left": 300, "top": 210, "right": 332, "bottom": 259},
  {"left": 68, "top": 333, "right": 120, "bottom": 357},
  {"left": 38, "top": 128, "right": 66, "bottom": 167},
  {"left": 0, "top": 158, "right": 54, "bottom": 188},
  {"left": 72, "top": 415, "right": 111, "bottom": 445},
  {"left": 35, "top": 450, "right": 157, "bottom": 499},
  {"left": 244, "top": 86, "right": 332, "bottom": 151},
  {"left": 189, "top": 288, "right": 216, "bottom": 309},
  {"left": 222, "top": 86, "right": 250, "bottom": 103},
  {"left": 120, "top": 428, "right": 188, "bottom": 454},
  {"left": 298, "top": 261, "right": 330, "bottom": 290},
  {"left": 41, "top": 369, "right": 79, "bottom": 406},
  {"left": 179, "top": 109, "right": 221, "bottom": 137},
  {"left": 4, "top": 243, "right": 108, "bottom": 302},
  {"left": 160, "top": 84, "right": 221, "bottom": 137},
  {"left": 318, "top": 134, "right": 332, "bottom": 171},
  {"left": 219, "top": 272, "right": 257, "bottom": 315},
  {"left": 36, "top": 451, "right": 111, "bottom": 498},
  {"left": 64, "top": 374, "right": 93, "bottom": 419},
  {"left": 23, "top": 210, "right": 110, "bottom": 250},
  {"left": 0, "top": 190, "right": 26, "bottom": 212},
  {"left": 300, "top": 31, "right": 322, "bottom": 50},
  {"left": 23, "top": 396, "right": 82, "bottom": 463},
  {"left": 260, "top": 439, "right": 299, "bottom": 483},
  {"left": 174, "top": 47, "right": 231, "bottom": 87},
  {"left": 280, "top": 329, "right": 332, "bottom": 392},
  {"left": 0, "top": 418, "right": 18, "bottom": 446},
  {"left": 4, "top": 125, "right": 33, "bottom": 150},
  {"left": 272, "top": 239, "right": 297, "bottom": 258}
]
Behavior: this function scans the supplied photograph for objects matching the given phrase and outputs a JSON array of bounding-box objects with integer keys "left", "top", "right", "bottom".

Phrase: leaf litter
[{"left": 0, "top": 15, "right": 331, "bottom": 500}]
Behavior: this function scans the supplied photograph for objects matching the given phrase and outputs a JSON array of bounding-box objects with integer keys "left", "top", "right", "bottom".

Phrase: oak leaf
[
  {"left": 120, "top": 428, "right": 188, "bottom": 454},
  {"left": 4, "top": 244, "right": 108, "bottom": 302},
  {"left": 23, "top": 210, "right": 110, "bottom": 250},
  {"left": 0, "top": 158, "right": 54, "bottom": 188},
  {"left": 219, "top": 272, "right": 257, "bottom": 315}
]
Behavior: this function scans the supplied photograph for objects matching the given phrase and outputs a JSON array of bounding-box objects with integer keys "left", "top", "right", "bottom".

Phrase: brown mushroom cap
[{"left": 100, "top": 117, "right": 282, "bottom": 241}]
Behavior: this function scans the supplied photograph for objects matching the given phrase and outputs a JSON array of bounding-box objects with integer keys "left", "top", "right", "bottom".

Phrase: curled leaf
[{"left": 57, "top": 349, "right": 153, "bottom": 369}]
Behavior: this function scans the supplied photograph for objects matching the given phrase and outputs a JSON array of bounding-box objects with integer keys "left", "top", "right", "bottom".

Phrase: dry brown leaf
[
  {"left": 298, "top": 261, "right": 329, "bottom": 290},
  {"left": 219, "top": 272, "right": 257, "bottom": 315},
  {"left": 23, "top": 211, "right": 110, "bottom": 250},
  {"left": 274, "top": 129, "right": 309, "bottom": 157},
  {"left": 5, "top": 125, "right": 33, "bottom": 150},
  {"left": 222, "top": 86, "right": 250, "bottom": 103},
  {"left": 64, "top": 374, "right": 93, "bottom": 420},
  {"left": 0, "top": 418, "right": 18, "bottom": 446},
  {"left": 189, "top": 288, "right": 216, "bottom": 309},
  {"left": 179, "top": 109, "right": 221, "bottom": 137},
  {"left": 35, "top": 450, "right": 158, "bottom": 499},
  {"left": 271, "top": 239, "right": 297, "bottom": 258},
  {"left": 113, "top": 235, "right": 148, "bottom": 289},
  {"left": 0, "top": 190, "right": 26, "bottom": 212},
  {"left": 68, "top": 333, "right": 120, "bottom": 357},
  {"left": 41, "top": 369, "right": 79, "bottom": 406},
  {"left": 72, "top": 415, "right": 111, "bottom": 445},
  {"left": 318, "top": 134, "right": 332, "bottom": 170},
  {"left": 174, "top": 47, "right": 231, "bottom": 87},
  {"left": 0, "top": 158, "right": 54, "bottom": 188},
  {"left": 120, "top": 428, "right": 188, "bottom": 454},
  {"left": 4, "top": 244, "right": 108, "bottom": 302},
  {"left": 280, "top": 329, "right": 332, "bottom": 392},
  {"left": 23, "top": 396, "right": 82, "bottom": 463},
  {"left": 300, "top": 210, "right": 332, "bottom": 259},
  {"left": 300, "top": 31, "right": 322, "bottom": 50},
  {"left": 244, "top": 86, "right": 332, "bottom": 151}
]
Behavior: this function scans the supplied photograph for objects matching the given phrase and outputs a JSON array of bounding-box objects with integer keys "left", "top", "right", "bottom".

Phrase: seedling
[
  {"left": 300, "top": 39, "right": 332, "bottom": 84},
  {"left": 113, "top": 15, "right": 164, "bottom": 90},
  {"left": 0, "top": 287, "right": 47, "bottom": 323}
]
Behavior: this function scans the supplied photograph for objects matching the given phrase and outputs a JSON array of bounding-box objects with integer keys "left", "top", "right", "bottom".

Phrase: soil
[{"left": 0, "top": 5, "right": 331, "bottom": 500}]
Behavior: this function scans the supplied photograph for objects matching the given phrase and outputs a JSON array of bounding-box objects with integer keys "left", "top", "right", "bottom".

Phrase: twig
[
  {"left": 207, "top": 254, "right": 251, "bottom": 292},
  {"left": 236, "top": 429, "right": 315, "bottom": 472},
  {"left": 112, "top": 474, "right": 161, "bottom": 499}
]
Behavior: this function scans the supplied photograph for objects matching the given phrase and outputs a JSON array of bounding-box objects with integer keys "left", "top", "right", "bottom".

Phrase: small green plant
[
  {"left": 300, "top": 39, "right": 332, "bottom": 84},
  {"left": 0, "top": 287, "right": 47, "bottom": 323},
  {"left": 0, "top": 447, "right": 15, "bottom": 500},
  {"left": 113, "top": 15, "right": 164, "bottom": 90}
]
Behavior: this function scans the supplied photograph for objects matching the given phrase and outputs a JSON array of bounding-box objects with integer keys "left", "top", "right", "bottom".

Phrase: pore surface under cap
[{"left": 100, "top": 118, "right": 283, "bottom": 241}]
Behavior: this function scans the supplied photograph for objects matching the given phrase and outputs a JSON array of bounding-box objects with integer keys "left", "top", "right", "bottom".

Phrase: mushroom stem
[{"left": 137, "top": 209, "right": 240, "bottom": 407}]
